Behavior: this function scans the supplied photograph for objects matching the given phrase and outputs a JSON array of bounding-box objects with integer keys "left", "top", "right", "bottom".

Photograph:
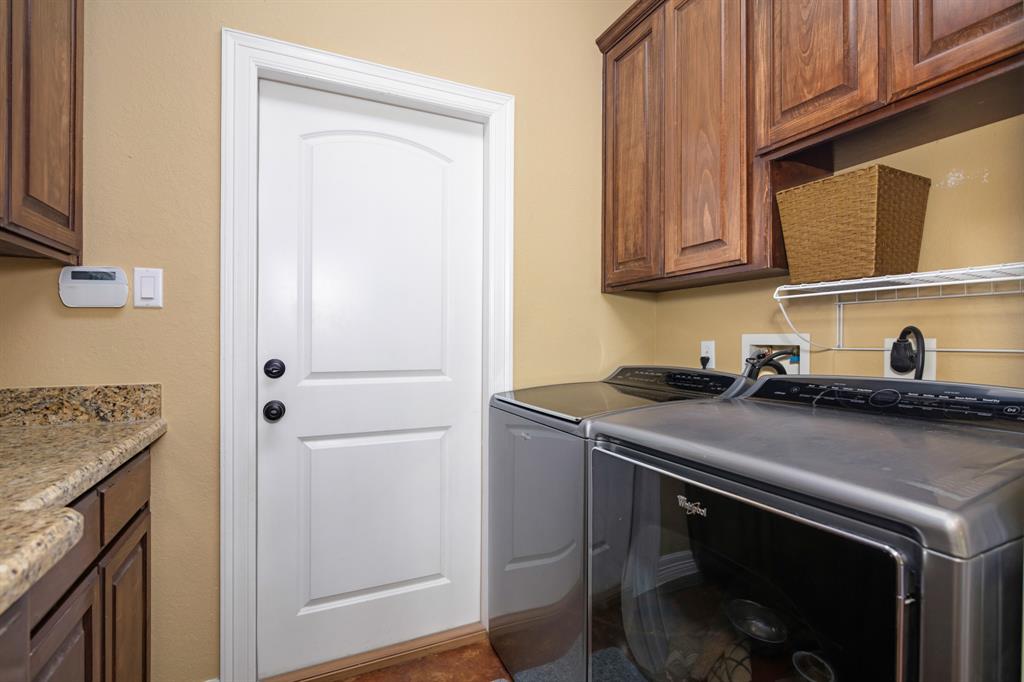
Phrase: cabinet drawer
[
  {"left": 98, "top": 451, "right": 150, "bottom": 546},
  {"left": 27, "top": 491, "right": 101, "bottom": 630}
]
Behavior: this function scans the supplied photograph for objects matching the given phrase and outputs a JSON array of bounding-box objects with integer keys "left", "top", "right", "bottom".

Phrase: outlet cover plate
[{"left": 700, "top": 340, "right": 716, "bottom": 369}]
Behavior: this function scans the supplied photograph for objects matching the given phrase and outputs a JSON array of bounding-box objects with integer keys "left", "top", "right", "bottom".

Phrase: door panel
[
  {"left": 889, "top": 0, "right": 1024, "bottom": 98},
  {"left": 590, "top": 449, "right": 909, "bottom": 682},
  {"left": 603, "top": 7, "right": 664, "bottom": 286},
  {"left": 29, "top": 570, "right": 101, "bottom": 682},
  {"left": 100, "top": 511, "right": 150, "bottom": 682},
  {"left": 664, "top": 0, "right": 746, "bottom": 275},
  {"left": 9, "top": 0, "right": 83, "bottom": 252},
  {"left": 752, "top": 0, "right": 883, "bottom": 150},
  {"left": 304, "top": 430, "right": 445, "bottom": 601},
  {"left": 257, "top": 80, "right": 484, "bottom": 677},
  {"left": 304, "top": 133, "right": 447, "bottom": 374}
]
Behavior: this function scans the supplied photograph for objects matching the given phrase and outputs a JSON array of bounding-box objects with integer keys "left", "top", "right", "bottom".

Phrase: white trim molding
[{"left": 220, "top": 28, "right": 514, "bottom": 681}]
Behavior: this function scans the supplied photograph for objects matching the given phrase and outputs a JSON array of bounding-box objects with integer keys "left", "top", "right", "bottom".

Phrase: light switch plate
[{"left": 133, "top": 267, "right": 163, "bottom": 308}]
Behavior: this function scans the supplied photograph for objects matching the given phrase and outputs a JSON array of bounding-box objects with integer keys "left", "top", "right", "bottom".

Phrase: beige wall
[
  {"left": 0, "top": 2, "right": 639, "bottom": 680},
  {"left": 0, "top": 3, "right": 1020, "bottom": 680},
  {"left": 655, "top": 115, "right": 1024, "bottom": 387}
]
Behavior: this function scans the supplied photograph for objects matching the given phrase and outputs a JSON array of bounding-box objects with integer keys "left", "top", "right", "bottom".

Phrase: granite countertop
[{"left": 0, "top": 384, "right": 167, "bottom": 614}]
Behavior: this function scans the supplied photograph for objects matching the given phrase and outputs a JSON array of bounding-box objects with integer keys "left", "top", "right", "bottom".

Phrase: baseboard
[{"left": 264, "top": 622, "right": 488, "bottom": 682}]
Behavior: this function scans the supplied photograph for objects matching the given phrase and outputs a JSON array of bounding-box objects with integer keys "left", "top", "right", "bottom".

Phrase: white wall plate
[
  {"left": 740, "top": 333, "right": 811, "bottom": 375},
  {"left": 134, "top": 267, "right": 164, "bottom": 308}
]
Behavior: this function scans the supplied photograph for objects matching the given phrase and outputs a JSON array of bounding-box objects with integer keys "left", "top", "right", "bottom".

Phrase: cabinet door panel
[
  {"left": 100, "top": 511, "right": 150, "bottom": 682},
  {"left": 9, "top": 0, "right": 84, "bottom": 252},
  {"left": 889, "top": 0, "right": 1023, "bottom": 98},
  {"left": 664, "top": 0, "right": 746, "bottom": 274},
  {"left": 29, "top": 570, "right": 101, "bottom": 682},
  {"left": 0, "top": 598, "right": 29, "bottom": 682},
  {"left": 752, "top": 0, "right": 883, "bottom": 150},
  {"left": 603, "top": 7, "right": 664, "bottom": 287}
]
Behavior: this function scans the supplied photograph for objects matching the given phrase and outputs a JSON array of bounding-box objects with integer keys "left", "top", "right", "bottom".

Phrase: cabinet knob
[
  {"left": 264, "top": 359, "right": 286, "bottom": 379},
  {"left": 263, "top": 400, "right": 286, "bottom": 422}
]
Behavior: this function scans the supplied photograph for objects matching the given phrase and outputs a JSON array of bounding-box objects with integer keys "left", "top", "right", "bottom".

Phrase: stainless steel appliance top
[
  {"left": 590, "top": 375, "right": 1024, "bottom": 559},
  {"left": 491, "top": 366, "right": 750, "bottom": 427}
]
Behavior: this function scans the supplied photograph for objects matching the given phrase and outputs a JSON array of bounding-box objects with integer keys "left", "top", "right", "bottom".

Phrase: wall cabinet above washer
[
  {"left": 599, "top": 0, "right": 1023, "bottom": 293},
  {"left": 599, "top": 0, "right": 786, "bottom": 292}
]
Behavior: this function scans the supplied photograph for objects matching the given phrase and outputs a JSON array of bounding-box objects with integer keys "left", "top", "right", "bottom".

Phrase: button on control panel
[{"left": 750, "top": 376, "right": 1024, "bottom": 430}]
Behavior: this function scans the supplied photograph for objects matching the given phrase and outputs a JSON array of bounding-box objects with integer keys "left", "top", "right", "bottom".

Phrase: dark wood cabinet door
[
  {"left": 888, "top": 0, "right": 1023, "bottom": 98},
  {"left": 0, "top": 0, "right": 9, "bottom": 229},
  {"left": 0, "top": 598, "right": 29, "bottom": 682},
  {"left": 99, "top": 511, "right": 150, "bottom": 682},
  {"left": 751, "top": 0, "right": 883, "bottom": 151},
  {"left": 28, "top": 570, "right": 102, "bottom": 682},
  {"left": 663, "top": 0, "right": 746, "bottom": 275},
  {"left": 603, "top": 6, "right": 665, "bottom": 287},
  {"left": 8, "top": 0, "right": 84, "bottom": 254}
]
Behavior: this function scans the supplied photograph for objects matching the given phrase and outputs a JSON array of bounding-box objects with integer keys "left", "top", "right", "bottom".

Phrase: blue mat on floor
[{"left": 513, "top": 646, "right": 645, "bottom": 682}]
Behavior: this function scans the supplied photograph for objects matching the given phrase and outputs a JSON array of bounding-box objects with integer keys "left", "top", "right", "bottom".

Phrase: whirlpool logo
[{"left": 677, "top": 495, "right": 708, "bottom": 517}]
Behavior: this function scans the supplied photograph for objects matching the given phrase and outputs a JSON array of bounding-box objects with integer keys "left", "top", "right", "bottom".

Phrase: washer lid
[
  {"left": 493, "top": 381, "right": 693, "bottom": 423},
  {"left": 591, "top": 397, "right": 1024, "bottom": 558}
]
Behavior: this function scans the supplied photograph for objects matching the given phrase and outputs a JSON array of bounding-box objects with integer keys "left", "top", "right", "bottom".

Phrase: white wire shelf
[
  {"left": 772, "top": 262, "right": 1024, "bottom": 355},
  {"left": 773, "top": 262, "right": 1024, "bottom": 302}
]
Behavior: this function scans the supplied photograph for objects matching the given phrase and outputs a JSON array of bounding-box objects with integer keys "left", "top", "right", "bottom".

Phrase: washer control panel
[
  {"left": 608, "top": 366, "right": 747, "bottom": 396},
  {"left": 750, "top": 376, "right": 1024, "bottom": 430}
]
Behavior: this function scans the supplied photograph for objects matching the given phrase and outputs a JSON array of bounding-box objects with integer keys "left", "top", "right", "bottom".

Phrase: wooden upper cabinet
[
  {"left": 751, "top": 0, "right": 883, "bottom": 151},
  {"left": 6, "top": 0, "right": 84, "bottom": 258},
  {"left": 663, "top": 0, "right": 746, "bottom": 275},
  {"left": 602, "top": 7, "right": 665, "bottom": 287},
  {"left": 888, "top": 0, "right": 1024, "bottom": 98}
]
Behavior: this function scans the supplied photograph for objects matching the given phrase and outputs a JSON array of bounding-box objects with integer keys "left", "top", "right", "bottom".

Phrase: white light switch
[{"left": 133, "top": 268, "right": 163, "bottom": 308}]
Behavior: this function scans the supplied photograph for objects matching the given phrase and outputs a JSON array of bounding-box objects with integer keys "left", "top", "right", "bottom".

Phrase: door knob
[
  {"left": 264, "top": 359, "right": 286, "bottom": 379},
  {"left": 263, "top": 400, "right": 286, "bottom": 422}
]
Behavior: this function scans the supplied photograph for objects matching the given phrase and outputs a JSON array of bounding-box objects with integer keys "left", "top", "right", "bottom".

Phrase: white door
[{"left": 256, "top": 79, "right": 484, "bottom": 678}]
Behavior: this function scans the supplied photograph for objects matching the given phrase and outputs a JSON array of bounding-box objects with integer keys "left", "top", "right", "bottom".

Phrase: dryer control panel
[
  {"left": 607, "top": 366, "right": 748, "bottom": 396},
  {"left": 749, "top": 376, "right": 1024, "bottom": 431}
]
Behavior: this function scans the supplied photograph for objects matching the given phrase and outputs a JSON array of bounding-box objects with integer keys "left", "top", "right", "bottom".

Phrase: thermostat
[{"left": 58, "top": 266, "right": 129, "bottom": 308}]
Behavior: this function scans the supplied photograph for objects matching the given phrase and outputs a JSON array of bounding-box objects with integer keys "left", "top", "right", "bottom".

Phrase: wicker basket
[{"left": 776, "top": 165, "right": 931, "bottom": 284}]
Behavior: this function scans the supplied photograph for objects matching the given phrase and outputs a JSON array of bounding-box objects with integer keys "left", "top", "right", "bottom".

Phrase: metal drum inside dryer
[
  {"left": 488, "top": 367, "right": 750, "bottom": 682},
  {"left": 588, "top": 375, "right": 1024, "bottom": 682}
]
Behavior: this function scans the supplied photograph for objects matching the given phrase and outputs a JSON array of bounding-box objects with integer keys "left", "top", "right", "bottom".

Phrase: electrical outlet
[
  {"left": 700, "top": 340, "right": 716, "bottom": 369},
  {"left": 884, "top": 337, "right": 937, "bottom": 380}
]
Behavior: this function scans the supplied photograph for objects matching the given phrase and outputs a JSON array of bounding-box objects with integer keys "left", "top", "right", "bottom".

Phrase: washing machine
[
  {"left": 588, "top": 374, "right": 1024, "bottom": 682},
  {"left": 487, "top": 366, "right": 750, "bottom": 681}
]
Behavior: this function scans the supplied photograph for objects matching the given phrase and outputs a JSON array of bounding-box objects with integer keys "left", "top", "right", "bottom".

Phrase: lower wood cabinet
[
  {"left": 0, "top": 451, "right": 151, "bottom": 682},
  {"left": 100, "top": 512, "right": 150, "bottom": 682},
  {"left": 28, "top": 570, "right": 102, "bottom": 682}
]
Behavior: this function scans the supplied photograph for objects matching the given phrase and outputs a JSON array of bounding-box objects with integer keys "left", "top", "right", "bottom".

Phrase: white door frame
[{"left": 219, "top": 29, "right": 514, "bottom": 681}]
